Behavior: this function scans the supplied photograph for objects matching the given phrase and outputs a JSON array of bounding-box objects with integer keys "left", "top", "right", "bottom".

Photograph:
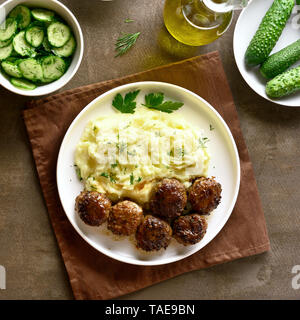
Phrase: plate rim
[
  {"left": 233, "top": 0, "right": 300, "bottom": 108},
  {"left": 56, "top": 81, "right": 241, "bottom": 266}
]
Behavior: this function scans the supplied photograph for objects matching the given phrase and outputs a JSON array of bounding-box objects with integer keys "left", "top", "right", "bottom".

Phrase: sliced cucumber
[
  {"left": 3, "top": 56, "right": 18, "bottom": 63},
  {"left": 19, "top": 58, "right": 43, "bottom": 82},
  {"left": 10, "top": 49, "right": 21, "bottom": 57},
  {"left": 2, "top": 6, "right": 74, "bottom": 90},
  {"left": 25, "top": 26, "right": 44, "bottom": 48},
  {"left": 52, "top": 35, "right": 76, "bottom": 57},
  {"left": 11, "top": 77, "right": 36, "bottom": 90},
  {"left": 47, "top": 22, "right": 71, "bottom": 48},
  {"left": 0, "top": 38, "right": 12, "bottom": 48},
  {"left": 40, "top": 76, "right": 53, "bottom": 84},
  {"left": 0, "top": 43, "right": 13, "bottom": 60},
  {"left": 1, "top": 60, "right": 22, "bottom": 78},
  {"left": 0, "top": 18, "right": 17, "bottom": 42},
  {"left": 41, "top": 55, "right": 66, "bottom": 81},
  {"left": 32, "top": 9, "right": 55, "bottom": 23},
  {"left": 42, "top": 37, "right": 51, "bottom": 52},
  {"left": 13, "top": 31, "right": 36, "bottom": 57},
  {"left": 9, "top": 5, "right": 31, "bottom": 29}
]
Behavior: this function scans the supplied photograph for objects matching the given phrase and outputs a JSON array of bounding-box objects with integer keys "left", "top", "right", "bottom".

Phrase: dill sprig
[
  {"left": 115, "top": 32, "right": 140, "bottom": 57},
  {"left": 124, "top": 18, "right": 134, "bottom": 23}
]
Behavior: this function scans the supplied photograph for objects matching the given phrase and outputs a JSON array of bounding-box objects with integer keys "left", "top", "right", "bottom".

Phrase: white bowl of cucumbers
[
  {"left": 234, "top": 0, "right": 300, "bottom": 107},
  {"left": 0, "top": 0, "right": 83, "bottom": 96}
]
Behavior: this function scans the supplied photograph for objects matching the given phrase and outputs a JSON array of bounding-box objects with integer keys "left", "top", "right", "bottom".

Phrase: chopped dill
[
  {"left": 111, "top": 160, "right": 119, "bottom": 169},
  {"left": 109, "top": 173, "right": 117, "bottom": 183},
  {"left": 130, "top": 173, "right": 134, "bottom": 185},
  {"left": 100, "top": 172, "right": 109, "bottom": 178},
  {"left": 124, "top": 18, "right": 134, "bottom": 23},
  {"left": 75, "top": 166, "right": 82, "bottom": 181},
  {"left": 199, "top": 137, "right": 210, "bottom": 148}
]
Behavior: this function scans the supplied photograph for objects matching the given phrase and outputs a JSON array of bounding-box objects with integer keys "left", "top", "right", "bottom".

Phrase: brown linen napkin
[{"left": 23, "top": 51, "right": 270, "bottom": 300}]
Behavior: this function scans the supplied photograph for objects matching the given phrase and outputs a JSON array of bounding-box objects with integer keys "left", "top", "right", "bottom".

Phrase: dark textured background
[{"left": 0, "top": 0, "right": 299, "bottom": 299}]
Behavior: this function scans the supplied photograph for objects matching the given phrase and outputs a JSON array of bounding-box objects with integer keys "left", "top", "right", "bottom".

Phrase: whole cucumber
[
  {"left": 266, "top": 66, "right": 300, "bottom": 98},
  {"left": 245, "top": 0, "right": 294, "bottom": 67},
  {"left": 260, "top": 40, "right": 300, "bottom": 79}
]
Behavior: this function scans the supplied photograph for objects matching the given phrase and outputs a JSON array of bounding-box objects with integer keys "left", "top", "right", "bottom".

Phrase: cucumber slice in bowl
[
  {"left": 40, "top": 76, "right": 54, "bottom": 84},
  {"left": 0, "top": 43, "right": 13, "bottom": 60},
  {"left": 8, "top": 5, "right": 31, "bottom": 29},
  {"left": 47, "top": 22, "right": 71, "bottom": 48},
  {"left": 25, "top": 26, "right": 44, "bottom": 48},
  {"left": 42, "top": 37, "right": 52, "bottom": 52},
  {"left": 1, "top": 59, "right": 22, "bottom": 78},
  {"left": 0, "top": 18, "right": 17, "bottom": 42},
  {"left": 0, "top": 38, "right": 12, "bottom": 48},
  {"left": 13, "top": 31, "right": 36, "bottom": 57},
  {"left": 52, "top": 35, "right": 76, "bottom": 57},
  {"left": 10, "top": 78, "right": 36, "bottom": 90},
  {"left": 19, "top": 58, "right": 43, "bottom": 82},
  {"left": 41, "top": 55, "right": 66, "bottom": 81},
  {"left": 32, "top": 9, "right": 55, "bottom": 23}
]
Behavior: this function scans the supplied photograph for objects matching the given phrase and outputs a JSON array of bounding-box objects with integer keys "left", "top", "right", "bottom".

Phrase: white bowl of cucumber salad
[{"left": 0, "top": 0, "right": 84, "bottom": 96}]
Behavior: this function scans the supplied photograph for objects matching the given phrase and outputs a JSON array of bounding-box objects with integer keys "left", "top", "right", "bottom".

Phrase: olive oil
[{"left": 164, "top": 0, "right": 233, "bottom": 46}]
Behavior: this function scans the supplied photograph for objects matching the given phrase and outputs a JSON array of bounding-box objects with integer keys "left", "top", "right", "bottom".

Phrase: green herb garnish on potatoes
[
  {"left": 260, "top": 40, "right": 300, "bottom": 79},
  {"left": 245, "top": 0, "right": 294, "bottom": 67},
  {"left": 266, "top": 66, "right": 300, "bottom": 98}
]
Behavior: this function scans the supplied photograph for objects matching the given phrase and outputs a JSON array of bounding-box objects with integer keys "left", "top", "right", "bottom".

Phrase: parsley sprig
[
  {"left": 112, "top": 90, "right": 140, "bottom": 114},
  {"left": 115, "top": 32, "right": 140, "bottom": 57},
  {"left": 112, "top": 91, "right": 184, "bottom": 114},
  {"left": 143, "top": 92, "right": 184, "bottom": 113}
]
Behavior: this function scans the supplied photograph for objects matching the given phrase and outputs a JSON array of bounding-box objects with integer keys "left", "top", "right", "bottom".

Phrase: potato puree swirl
[{"left": 75, "top": 107, "right": 210, "bottom": 204}]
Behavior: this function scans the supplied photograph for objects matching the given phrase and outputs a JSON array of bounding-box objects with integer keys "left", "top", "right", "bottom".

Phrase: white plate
[
  {"left": 57, "top": 81, "right": 240, "bottom": 266},
  {"left": 234, "top": 0, "right": 300, "bottom": 107}
]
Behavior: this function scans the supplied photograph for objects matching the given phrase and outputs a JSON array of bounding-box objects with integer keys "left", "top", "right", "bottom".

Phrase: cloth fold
[{"left": 23, "top": 51, "right": 270, "bottom": 300}]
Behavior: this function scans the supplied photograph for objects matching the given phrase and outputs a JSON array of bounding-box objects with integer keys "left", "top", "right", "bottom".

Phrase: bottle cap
[{"left": 203, "top": 0, "right": 249, "bottom": 13}]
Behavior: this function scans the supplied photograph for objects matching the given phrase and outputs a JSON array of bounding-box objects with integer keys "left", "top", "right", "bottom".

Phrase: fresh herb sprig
[
  {"left": 129, "top": 173, "right": 142, "bottom": 185},
  {"left": 100, "top": 172, "right": 116, "bottom": 183},
  {"left": 143, "top": 92, "right": 184, "bottom": 113},
  {"left": 112, "top": 90, "right": 140, "bottom": 113},
  {"left": 124, "top": 18, "right": 134, "bottom": 23},
  {"left": 130, "top": 173, "right": 134, "bottom": 185},
  {"left": 74, "top": 165, "right": 82, "bottom": 181},
  {"left": 199, "top": 137, "right": 210, "bottom": 148},
  {"left": 115, "top": 32, "right": 140, "bottom": 57}
]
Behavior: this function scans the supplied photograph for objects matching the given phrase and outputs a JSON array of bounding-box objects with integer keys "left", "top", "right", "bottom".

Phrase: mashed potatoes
[{"left": 75, "top": 107, "right": 210, "bottom": 204}]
